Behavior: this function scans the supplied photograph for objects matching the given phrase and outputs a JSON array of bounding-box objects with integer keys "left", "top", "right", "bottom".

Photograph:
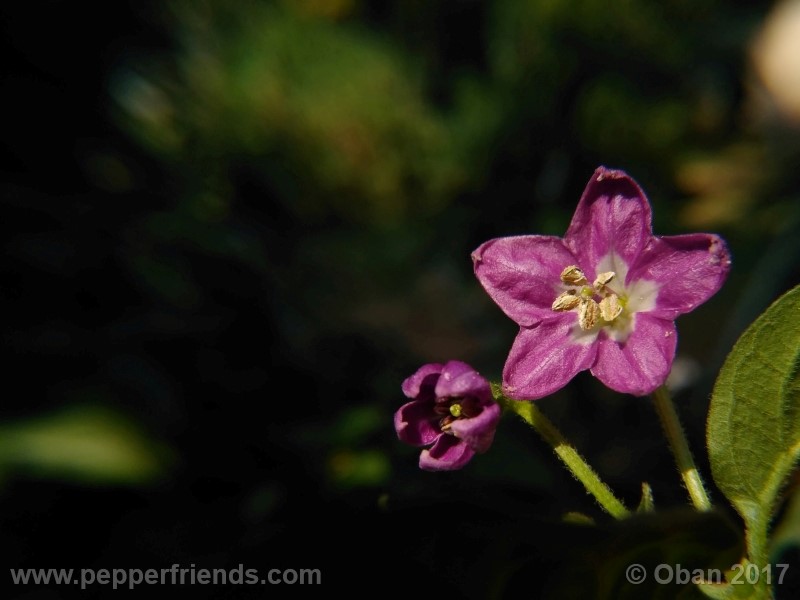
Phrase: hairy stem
[
  {"left": 652, "top": 385, "right": 712, "bottom": 511},
  {"left": 495, "top": 386, "right": 629, "bottom": 519}
]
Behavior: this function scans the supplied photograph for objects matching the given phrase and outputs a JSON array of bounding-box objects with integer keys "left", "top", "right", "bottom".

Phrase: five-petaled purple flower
[
  {"left": 395, "top": 361, "right": 501, "bottom": 471},
  {"left": 473, "top": 167, "right": 731, "bottom": 399}
]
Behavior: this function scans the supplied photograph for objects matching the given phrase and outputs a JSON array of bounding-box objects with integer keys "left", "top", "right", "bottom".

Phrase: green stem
[
  {"left": 494, "top": 387, "right": 629, "bottom": 519},
  {"left": 746, "top": 516, "right": 769, "bottom": 573},
  {"left": 652, "top": 385, "right": 712, "bottom": 512}
]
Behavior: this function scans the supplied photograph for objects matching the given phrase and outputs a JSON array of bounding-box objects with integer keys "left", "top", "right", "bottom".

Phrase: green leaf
[
  {"left": 637, "top": 482, "right": 655, "bottom": 513},
  {"left": 695, "top": 559, "right": 769, "bottom": 600},
  {"left": 696, "top": 580, "right": 733, "bottom": 600},
  {"left": 707, "top": 284, "right": 800, "bottom": 573}
]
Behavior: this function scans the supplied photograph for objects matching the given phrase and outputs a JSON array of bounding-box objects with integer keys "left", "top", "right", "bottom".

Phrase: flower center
[
  {"left": 433, "top": 396, "right": 480, "bottom": 433},
  {"left": 551, "top": 265, "right": 626, "bottom": 331}
]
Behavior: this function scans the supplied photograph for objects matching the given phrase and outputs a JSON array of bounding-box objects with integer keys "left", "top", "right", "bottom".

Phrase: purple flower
[
  {"left": 395, "top": 361, "right": 501, "bottom": 471},
  {"left": 473, "top": 167, "right": 731, "bottom": 399}
]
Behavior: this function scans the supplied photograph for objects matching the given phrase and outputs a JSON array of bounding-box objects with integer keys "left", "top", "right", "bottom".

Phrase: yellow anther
[
  {"left": 552, "top": 290, "right": 581, "bottom": 311},
  {"left": 449, "top": 403, "right": 462, "bottom": 418},
  {"left": 578, "top": 298, "right": 601, "bottom": 330},
  {"left": 560, "top": 265, "right": 588, "bottom": 286},
  {"left": 593, "top": 271, "right": 616, "bottom": 289},
  {"left": 599, "top": 294, "right": 623, "bottom": 322}
]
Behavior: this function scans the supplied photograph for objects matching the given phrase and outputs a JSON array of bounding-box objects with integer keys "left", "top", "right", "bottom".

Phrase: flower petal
[
  {"left": 591, "top": 314, "right": 677, "bottom": 396},
  {"left": 435, "top": 360, "right": 492, "bottom": 403},
  {"left": 448, "top": 402, "right": 501, "bottom": 453},
  {"left": 419, "top": 434, "right": 475, "bottom": 471},
  {"left": 627, "top": 233, "right": 731, "bottom": 319},
  {"left": 472, "top": 235, "right": 578, "bottom": 327},
  {"left": 564, "top": 167, "right": 653, "bottom": 274},
  {"left": 401, "top": 363, "right": 443, "bottom": 399},
  {"left": 394, "top": 400, "right": 440, "bottom": 446},
  {"left": 502, "top": 315, "right": 599, "bottom": 400}
]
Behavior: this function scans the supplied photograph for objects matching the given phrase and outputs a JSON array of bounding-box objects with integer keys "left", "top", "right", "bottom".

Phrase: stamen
[
  {"left": 458, "top": 398, "right": 480, "bottom": 419},
  {"left": 599, "top": 294, "right": 623, "bottom": 322},
  {"left": 593, "top": 271, "right": 616, "bottom": 290},
  {"left": 553, "top": 264, "right": 631, "bottom": 332},
  {"left": 449, "top": 403, "right": 463, "bottom": 418},
  {"left": 552, "top": 290, "right": 581, "bottom": 311},
  {"left": 578, "top": 298, "right": 601, "bottom": 330},
  {"left": 561, "top": 265, "right": 588, "bottom": 286}
]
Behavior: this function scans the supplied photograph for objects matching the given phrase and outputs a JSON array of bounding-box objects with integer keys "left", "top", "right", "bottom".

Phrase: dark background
[{"left": 2, "top": 1, "right": 800, "bottom": 598}]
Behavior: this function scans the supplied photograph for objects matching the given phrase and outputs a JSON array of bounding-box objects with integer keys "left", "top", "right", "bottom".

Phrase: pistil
[{"left": 434, "top": 397, "right": 480, "bottom": 432}]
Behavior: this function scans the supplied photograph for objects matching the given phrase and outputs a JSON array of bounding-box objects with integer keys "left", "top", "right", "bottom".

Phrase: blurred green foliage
[
  {"left": 112, "top": 0, "right": 463, "bottom": 226},
  {"left": 101, "top": 0, "right": 799, "bottom": 491},
  {"left": 0, "top": 403, "right": 170, "bottom": 486}
]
